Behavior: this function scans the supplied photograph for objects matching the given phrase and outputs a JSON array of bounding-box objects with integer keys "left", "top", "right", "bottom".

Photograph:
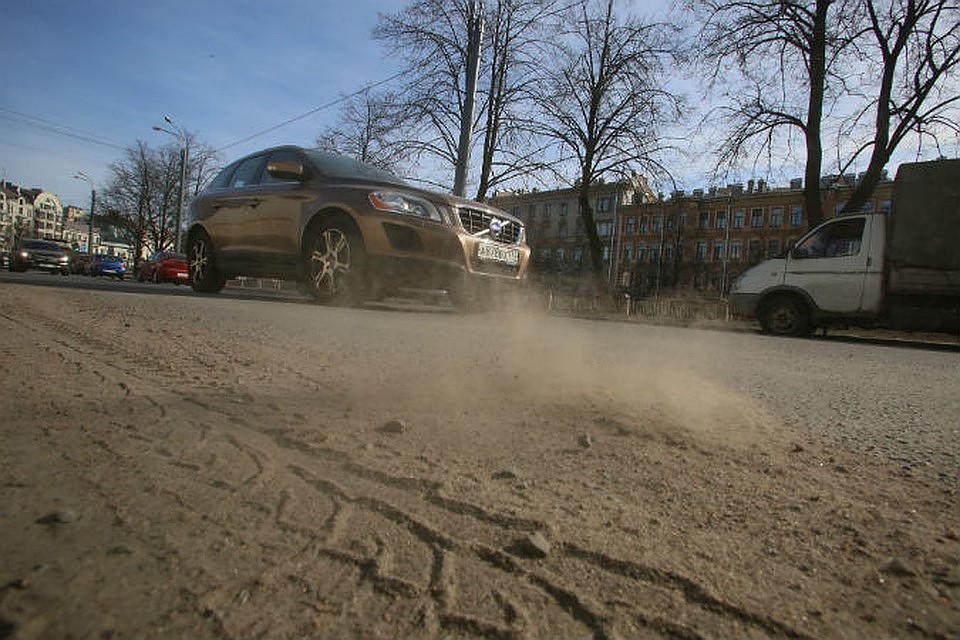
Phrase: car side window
[{"left": 229, "top": 156, "right": 267, "bottom": 189}]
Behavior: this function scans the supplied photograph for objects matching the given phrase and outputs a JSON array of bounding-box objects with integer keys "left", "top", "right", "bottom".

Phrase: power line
[
  {"left": 216, "top": 69, "right": 409, "bottom": 153},
  {"left": 0, "top": 107, "right": 126, "bottom": 150}
]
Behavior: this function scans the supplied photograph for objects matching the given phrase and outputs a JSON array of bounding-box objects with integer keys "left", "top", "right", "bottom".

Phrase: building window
[
  {"left": 880, "top": 200, "right": 892, "bottom": 213},
  {"left": 664, "top": 244, "right": 673, "bottom": 260},
  {"left": 528, "top": 204, "right": 537, "bottom": 221},
  {"left": 623, "top": 244, "right": 633, "bottom": 262},
  {"left": 730, "top": 241, "right": 742, "bottom": 261},
  {"left": 679, "top": 212, "right": 687, "bottom": 229},
  {"left": 556, "top": 248, "right": 565, "bottom": 262},
  {"left": 749, "top": 239, "right": 762, "bottom": 261},
  {"left": 767, "top": 239, "right": 780, "bottom": 257},
  {"left": 715, "top": 211, "right": 726, "bottom": 229},
  {"left": 560, "top": 202, "right": 569, "bottom": 216},
  {"left": 713, "top": 240, "right": 725, "bottom": 261},
  {"left": 698, "top": 212, "right": 709, "bottom": 230},
  {"left": 770, "top": 207, "right": 783, "bottom": 227},
  {"left": 543, "top": 204, "right": 552, "bottom": 219},
  {"left": 636, "top": 244, "right": 647, "bottom": 261},
  {"left": 639, "top": 216, "right": 648, "bottom": 233},
  {"left": 790, "top": 205, "right": 803, "bottom": 226},
  {"left": 625, "top": 216, "right": 636, "bottom": 235},
  {"left": 558, "top": 223, "right": 567, "bottom": 239},
  {"left": 649, "top": 246, "right": 660, "bottom": 263},
  {"left": 733, "top": 209, "right": 745, "bottom": 229},
  {"left": 751, "top": 208, "right": 764, "bottom": 228},
  {"left": 598, "top": 221, "right": 613, "bottom": 238},
  {"left": 652, "top": 216, "right": 663, "bottom": 232},
  {"left": 695, "top": 241, "right": 707, "bottom": 261}
]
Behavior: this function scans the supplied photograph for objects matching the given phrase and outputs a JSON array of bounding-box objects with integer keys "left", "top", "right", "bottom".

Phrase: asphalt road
[{"left": 3, "top": 269, "right": 957, "bottom": 482}]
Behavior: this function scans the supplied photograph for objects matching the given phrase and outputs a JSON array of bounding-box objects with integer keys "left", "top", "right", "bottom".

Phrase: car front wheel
[
  {"left": 188, "top": 231, "right": 226, "bottom": 293},
  {"left": 304, "top": 219, "right": 365, "bottom": 305}
]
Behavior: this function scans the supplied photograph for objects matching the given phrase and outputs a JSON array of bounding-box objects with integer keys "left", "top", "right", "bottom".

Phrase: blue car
[{"left": 89, "top": 254, "right": 126, "bottom": 280}]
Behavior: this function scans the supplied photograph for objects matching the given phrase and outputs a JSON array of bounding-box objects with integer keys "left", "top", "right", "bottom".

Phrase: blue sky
[{"left": 0, "top": 0, "right": 408, "bottom": 207}]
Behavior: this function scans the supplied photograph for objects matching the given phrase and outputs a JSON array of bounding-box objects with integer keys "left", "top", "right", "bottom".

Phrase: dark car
[
  {"left": 137, "top": 251, "right": 189, "bottom": 284},
  {"left": 8, "top": 239, "right": 71, "bottom": 274},
  {"left": 89, "top": 254, "right": 126, "bottom": 280},
  {"left": 186, "top": 146, "right": 530, "bottom": 308}
]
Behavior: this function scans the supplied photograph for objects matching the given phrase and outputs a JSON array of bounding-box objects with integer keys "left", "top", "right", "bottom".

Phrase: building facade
[
  {"left": 617, "top": 177, "right": 894, "bottom": 297},
  {"left": 491, "top": 175, "right": 656, "bottom": 289},
  {"left": 494, "top": 174, "right": 895, "bottom": 297},
  {"left": 0, "top": 182, "right": 65, "bottom": 249}
]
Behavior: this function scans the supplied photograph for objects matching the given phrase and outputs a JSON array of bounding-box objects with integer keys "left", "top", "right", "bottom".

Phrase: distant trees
[
  {"left": 372, "top": 0, "right": 563, "bottom": 200},
  {"left": 528, "top": 0, "right": 679, "bottom": 281},
  {"left": 101, "top": 137, "right": 219, "bottom": 262},
  {"left": 688, "top": 0, "right": 960, "bottom": 227}
]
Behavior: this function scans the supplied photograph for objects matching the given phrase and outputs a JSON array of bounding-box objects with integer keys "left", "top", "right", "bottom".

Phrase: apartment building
[
  {"left": 617, "top": 176, "right": 895, "bottom": 297},
  {"left": 0, "top": 182, "right": 64, "bottom": 249},
  {"left": 491, "top": 174, "right": 656, "bottom": 287},
  {"left": 494, "top": 173, "right": 895, "bottom": 296}
]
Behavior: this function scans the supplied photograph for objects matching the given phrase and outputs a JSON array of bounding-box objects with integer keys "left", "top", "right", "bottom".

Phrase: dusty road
[{"left": 1, "top": 281, "right": 957, "bottom": 639}]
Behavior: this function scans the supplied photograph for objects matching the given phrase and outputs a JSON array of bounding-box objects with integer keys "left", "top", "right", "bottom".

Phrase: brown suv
[{"left": 187, "top": 146, "right": 530, "bottom": 308}]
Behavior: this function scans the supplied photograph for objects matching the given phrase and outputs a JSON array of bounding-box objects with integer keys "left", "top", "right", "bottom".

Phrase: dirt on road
[{"left": 0, "top": 283, "right": 957, "bottom": 639}]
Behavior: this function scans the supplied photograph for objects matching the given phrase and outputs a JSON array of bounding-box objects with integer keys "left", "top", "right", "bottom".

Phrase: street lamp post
[
  {"left": 152, "top": 116, "right": 188, "bottom": 252},
  {"left": 73, "top": 171, "right": 95, "bottom": 254}
]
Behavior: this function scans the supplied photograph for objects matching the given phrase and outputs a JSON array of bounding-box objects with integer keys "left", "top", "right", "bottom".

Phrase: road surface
[{"left": 1, "top": 275, "right": 957, "bottom": 639}]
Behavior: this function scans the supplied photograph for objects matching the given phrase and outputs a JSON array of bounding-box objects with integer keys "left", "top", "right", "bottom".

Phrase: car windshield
[
  {"left": 302, "top": 149, "right": 408, "bottom": 187},
  {"left": 23, "top": 240, "right": 60, "bottom": 250}
]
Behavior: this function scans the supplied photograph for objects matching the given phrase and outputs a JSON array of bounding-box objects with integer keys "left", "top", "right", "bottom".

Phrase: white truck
[{"left": 730, "top": 159, "right": 960, "bottom": 336}]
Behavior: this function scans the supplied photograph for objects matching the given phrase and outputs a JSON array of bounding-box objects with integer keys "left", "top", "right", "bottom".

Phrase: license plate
[{"left": 477, "top": 242, "right": 519, "bottom": 266}]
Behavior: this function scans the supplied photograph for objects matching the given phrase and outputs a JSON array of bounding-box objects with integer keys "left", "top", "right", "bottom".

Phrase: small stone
[
  {"left": 493, "top": 466, "right": 519, "bottom": 480},
  {"left": 36, "top": 509, "right": 79, "bottom": 525},
  {"left": 577, "top": 433, "right": 593, "bottom": 448},
  {"left": 380, "top": 420, "right": 406, "bottom": 434},
  {"left": 511, "top": 532, "right": 551, "bottom": 559},
  {"left": 881, "top": 557, "right": 917, "bottom": 578}
]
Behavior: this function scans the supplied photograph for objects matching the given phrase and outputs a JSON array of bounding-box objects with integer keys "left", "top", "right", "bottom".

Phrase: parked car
[
  {"left": 8, "top": 238, "right": 71, "bottom": 274},
  {"left": 186, "top": 146, "right": 530, "bottom": 308},
  {"left": 137, "top": 251, "right": 189, "bottom": 284},
  {"left": 89, "top": 254, "right": 126, "bottom": 280}
]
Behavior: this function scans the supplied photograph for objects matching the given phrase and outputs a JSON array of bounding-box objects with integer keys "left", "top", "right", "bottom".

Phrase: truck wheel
[{"left": 761, "top": 295, "right": 810, "bottom": 337}]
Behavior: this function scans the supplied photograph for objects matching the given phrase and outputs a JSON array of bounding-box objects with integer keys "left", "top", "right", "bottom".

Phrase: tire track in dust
[{"left": 1, "top": 302, "right": 812, "bottom": 640}]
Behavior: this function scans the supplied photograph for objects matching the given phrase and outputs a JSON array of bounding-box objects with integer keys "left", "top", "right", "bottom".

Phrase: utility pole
[
  {"left": 453, "top": 0, "right": 484, "bottom": 197},
  {"left": 73, "top": 171, "right": 96, "bottom": 254}
]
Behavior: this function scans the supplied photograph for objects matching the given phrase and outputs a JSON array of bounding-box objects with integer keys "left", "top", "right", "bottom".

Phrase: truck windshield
[{"left": 793, "top": 217, "right": 865, "bottom": 259}]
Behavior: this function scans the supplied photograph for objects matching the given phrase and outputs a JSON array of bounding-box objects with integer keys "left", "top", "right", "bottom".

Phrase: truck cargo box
[{"left": 888, "top": 159, "right": 960, "bottom": 297}]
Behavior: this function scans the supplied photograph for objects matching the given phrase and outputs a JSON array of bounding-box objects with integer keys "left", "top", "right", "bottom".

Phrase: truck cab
[{"left": 730, "top": 213, "right": 885, "bottom": 336}]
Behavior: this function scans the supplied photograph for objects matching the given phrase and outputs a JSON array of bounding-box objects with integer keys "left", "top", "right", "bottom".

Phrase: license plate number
[{"left": 477, "top": 242, "right": 519, "bottom": 266}]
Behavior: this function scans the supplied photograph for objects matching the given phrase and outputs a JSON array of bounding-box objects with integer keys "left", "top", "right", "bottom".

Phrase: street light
[
  {"left": 152, "top": 115, "right": 188, "bottom": 252},
  {"left": 72, "top": 171, "right": 95, "bottom": 254}
]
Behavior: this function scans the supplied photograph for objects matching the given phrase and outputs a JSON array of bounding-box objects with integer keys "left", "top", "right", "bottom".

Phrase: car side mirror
[{"left": 266, "top": 160, "right": 306, "bottom": 182}]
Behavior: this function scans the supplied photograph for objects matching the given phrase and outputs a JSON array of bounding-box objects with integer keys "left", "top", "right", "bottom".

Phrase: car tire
[
  {"left": 760, "top": 295, "right": 811, "bottom": 337},
  {"left": 303, "top": 217, "right": 366, "bottom": 305},
  {"left": 188, "top": 230, "right": 226, "bottom": 293}
]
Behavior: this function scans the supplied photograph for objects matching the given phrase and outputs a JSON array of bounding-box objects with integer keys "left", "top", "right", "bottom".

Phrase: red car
[{"left": 137, "top": 251, "right": 189, "bottom": 284}]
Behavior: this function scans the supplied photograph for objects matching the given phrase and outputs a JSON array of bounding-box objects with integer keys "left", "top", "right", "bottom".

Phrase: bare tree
[
  {"left": 838, "top": 0, "right": 960, "bottom": 213},
  {"left": 316, "top": 90, "right": 413, "bottom": 175},
  {"left": 529, "top": 0, "right": 679, "bottom": 283},
  {"left": 689, "top": 0, "right": 959, "bottom": 226},
  {"left": 102, "top": 138, "right": 221, "bottom": 262},
  {"left": 374, "top": 0, "right": 561, "bottom": 199},
  {"left": 690, "top": 0, "right": 858, "bottom": 227}
]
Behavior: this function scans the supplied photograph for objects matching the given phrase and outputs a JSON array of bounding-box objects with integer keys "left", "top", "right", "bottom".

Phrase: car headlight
[
  {"left": 369, "top": 192, "right": 441, "bottom": 222},
  {"left": 59, "top": 255, "right": 69, "bottom": 263},
  {"left": 19, "top": 251, "right": 29, "bottom": 258}
]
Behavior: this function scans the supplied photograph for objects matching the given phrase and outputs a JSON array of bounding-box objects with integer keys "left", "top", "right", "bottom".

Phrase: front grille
[{"left": 458, "top": 207, "right": 523, "bottom": 245}]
